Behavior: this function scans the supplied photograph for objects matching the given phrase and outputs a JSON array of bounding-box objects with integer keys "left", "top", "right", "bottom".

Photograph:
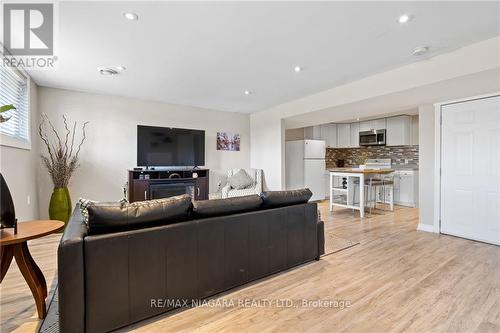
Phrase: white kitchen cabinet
[
  {"left": 350, "top": 122, "right": 360, "bottom": 147},
  {"left": 336, "top": 123, "right": 350, "bottom": 148},
  {"left": 386, "top": 116, "right": 411, "bottom": 146},
  {"left": 376, "top": 185, "right": 394, "bottom": 204},
  {"left": 372, "top": 118, "right": 386, "bottom": 130},
  {"left": 360, "top": 119, "right": 386, "bottom": 131},
  {"left": 393, "top": 170, "right": 418, "bottom": 207},
  {"left": 359, "top": 121, "right": 371, "bottom": 132},
  {"left": 304, "top": 126, "right": 321, "bottom": 140},
  {"left": 321, "top": 123, "right": 337, "bottom": 148}
]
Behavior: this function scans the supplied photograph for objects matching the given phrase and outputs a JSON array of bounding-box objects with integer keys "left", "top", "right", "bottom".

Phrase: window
[{"left": 0, "top": 64, "right": 30, "bottom": 146}]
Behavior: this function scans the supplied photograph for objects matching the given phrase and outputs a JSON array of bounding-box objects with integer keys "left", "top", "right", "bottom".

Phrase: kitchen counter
[
  {"left": 328, "top": 168, "right": 395, "bottom": 175},
  {"left": 326, "top": 165, "right": 418, "bottom": 171},
  {"left": 391, "top": 165, "right": 419, "bottom": 170}
]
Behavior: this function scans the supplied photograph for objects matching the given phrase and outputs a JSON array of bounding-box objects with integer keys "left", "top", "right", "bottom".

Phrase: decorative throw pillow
[
  {"left": 78, "top": 197, "right": 128, "bottom": 225},
  {"left": 227, "top": 169, "right": 254, "bottom": 190}
]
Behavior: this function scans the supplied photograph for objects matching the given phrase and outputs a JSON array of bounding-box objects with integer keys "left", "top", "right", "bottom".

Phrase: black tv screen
[{"left": 137, "top": 126, "right": 205, "bottom": 167}]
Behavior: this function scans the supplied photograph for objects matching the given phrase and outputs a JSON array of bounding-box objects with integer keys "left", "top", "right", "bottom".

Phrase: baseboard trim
[{"left": 417, "top": 223, "right": 436, "bottom": 233}]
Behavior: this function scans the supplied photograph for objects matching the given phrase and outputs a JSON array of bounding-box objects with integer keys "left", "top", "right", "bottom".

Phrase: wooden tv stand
[{"left": 128, "top": 169, "right": 209, "bottom": 202}]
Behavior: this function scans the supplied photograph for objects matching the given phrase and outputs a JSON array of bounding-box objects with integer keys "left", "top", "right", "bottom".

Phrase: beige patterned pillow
[{"left": 228, "top": 169, "right": 253, "bottom": 190}]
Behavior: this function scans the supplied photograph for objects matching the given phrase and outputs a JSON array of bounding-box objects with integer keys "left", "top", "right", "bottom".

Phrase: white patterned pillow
[
  {"left": 79, "top": 197, "right": 128, "bottom": 225},
  {"left": 228, "top": 169, "right": 253, "bottom": 190}
]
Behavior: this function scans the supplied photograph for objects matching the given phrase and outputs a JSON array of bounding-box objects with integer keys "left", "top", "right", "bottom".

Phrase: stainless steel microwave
[{"left": 359, "top": 129, "right": 386, "bottom": 146}]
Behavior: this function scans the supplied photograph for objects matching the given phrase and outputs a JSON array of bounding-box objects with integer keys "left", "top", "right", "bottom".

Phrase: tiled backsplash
[{"left": 326, "top": 145, "right": 419, "bottom": 168}]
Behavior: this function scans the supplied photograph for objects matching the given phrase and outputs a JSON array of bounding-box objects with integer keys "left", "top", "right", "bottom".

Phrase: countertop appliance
[
  {"left": 359, "top": 129, "right": 386, "bottom": 146},
  {"left": 285, "top": 140, "right": 326, "bottom": 201}
]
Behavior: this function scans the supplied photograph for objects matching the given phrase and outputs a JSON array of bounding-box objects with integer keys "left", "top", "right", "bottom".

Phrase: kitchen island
[{"left": 328, "top": 168, "right": 394, "bottom": 217}]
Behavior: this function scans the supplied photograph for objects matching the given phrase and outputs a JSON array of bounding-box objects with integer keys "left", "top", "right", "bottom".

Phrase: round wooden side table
[{"left": 0, "top": 220, "right": 64, "bottom": 319}]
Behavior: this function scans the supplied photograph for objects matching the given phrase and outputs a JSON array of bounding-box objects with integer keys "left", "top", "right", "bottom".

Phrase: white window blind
[{"left": 0, "top": 65, "right": 29, "bottom": 141}]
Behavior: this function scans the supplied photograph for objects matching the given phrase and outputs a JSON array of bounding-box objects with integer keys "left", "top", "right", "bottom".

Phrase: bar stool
[
  {"left": 379, "top": 174, "right": 395, "bottom": 211},
  {"left": 366, "top": 177, "right": 384, "bottom": 214},
  {"left": 353, "top": 176, "right": 383, "bottom": 214}
]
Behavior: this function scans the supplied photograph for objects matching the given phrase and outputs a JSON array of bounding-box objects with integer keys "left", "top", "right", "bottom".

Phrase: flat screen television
[{"left": 137, "top": 125, "right": 205, "bottom": 167}]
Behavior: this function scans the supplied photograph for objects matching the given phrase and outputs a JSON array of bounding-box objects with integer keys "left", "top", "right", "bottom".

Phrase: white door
[
  {"left": 440, "top": 95, "right": 500, "bottom": 245},
  {"left": 304, "top": 140, "right": 325, "bottom": 159},
  {"left": 304, "top": 159, "right": 325, "bottom": 201}
]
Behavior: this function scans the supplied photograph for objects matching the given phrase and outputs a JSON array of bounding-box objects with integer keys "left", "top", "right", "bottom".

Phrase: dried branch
[
  {"left": 74, "top": 121, "right": 89, "bottom": 160},
  {"left": 38, "top": 116, "right": 54, "bottom": 164},
  {"left": 68, "top": 121, "right": 76, "bottom": 158},
  {"left": 45, "top": 114, "right": 63, "bottom": 153},
  {"left": 62, "top": 114, "right": 70, "bottom": 158},
  {"left": 39, "top": 114, "right": 89, "bottom": 188}
]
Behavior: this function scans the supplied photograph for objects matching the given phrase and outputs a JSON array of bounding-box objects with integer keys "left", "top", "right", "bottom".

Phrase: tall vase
[{"left": 49, "top": 187, "right": 72, "bottom": 226}]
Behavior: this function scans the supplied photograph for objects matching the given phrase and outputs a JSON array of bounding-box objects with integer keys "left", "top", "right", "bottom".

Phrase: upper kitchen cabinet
[
  {"left": 336, "top": 123, "right": 350, "bottom": 148},
  {"left": 349, "top": 122, "right": 360, "bottom": 147},
  {"left": 321, "top": 123, "right": 337, "bottom": 148},
  {"left": 386, "top": 115, "right": 411, "bottom": 146},
  {"left": 304, "top": 125, "right": 321, "bottom": 140},
  {"left": 359, "top": 118, "right": 386, "bottom": 131}
]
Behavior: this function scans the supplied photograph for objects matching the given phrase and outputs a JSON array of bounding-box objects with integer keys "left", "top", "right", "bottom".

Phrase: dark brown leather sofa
[{"left": 58, "top": 190, "right": 325, "bottom": 333}]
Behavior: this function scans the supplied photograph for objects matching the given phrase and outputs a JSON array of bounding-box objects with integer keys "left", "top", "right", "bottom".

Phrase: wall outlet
[
  {"left": 27, "top": 195, "right": 31, "bottom": 205},
  {"left": 405, "top": 159, "right": 409, "bottom": 164}
]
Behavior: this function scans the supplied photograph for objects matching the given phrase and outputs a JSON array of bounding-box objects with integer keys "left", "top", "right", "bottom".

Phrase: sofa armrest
[
  {"left": 221, "top": 184, "right": 231, "bottom": 198},
  {"left": 316, "top": 220, "right": 325, "bottom": 259},
  {"left": 58, "top": 205, "right": 88, "bottom": 333}
]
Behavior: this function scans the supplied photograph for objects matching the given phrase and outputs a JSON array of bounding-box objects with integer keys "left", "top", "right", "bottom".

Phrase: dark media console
[{"left": 128, "top": 169, "right": 209, "bottom": 202}]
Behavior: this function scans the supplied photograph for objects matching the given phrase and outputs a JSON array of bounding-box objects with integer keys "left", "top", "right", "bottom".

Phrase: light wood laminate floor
[{"left": 1, "top": 203, "right": 499, "bottom": 332}]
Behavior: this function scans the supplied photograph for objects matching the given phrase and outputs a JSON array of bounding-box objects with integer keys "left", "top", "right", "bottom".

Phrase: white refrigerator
[{"left": 285, "top": 140, "right": 326, "bottom": 201}]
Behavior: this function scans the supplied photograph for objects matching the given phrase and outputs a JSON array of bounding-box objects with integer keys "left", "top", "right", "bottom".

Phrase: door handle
[
  {"left": 144, "top": 190, "right": 147, "bottom": 200},
  {"left": 197, "top": 187, "right": 200, "bottom": 196}
]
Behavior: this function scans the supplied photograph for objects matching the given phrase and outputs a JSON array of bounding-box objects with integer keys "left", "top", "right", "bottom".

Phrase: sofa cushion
[
  {"left": 78, "top": 197, "right": 128, "bottom": 226},
  {"left": 87, "top": 195, "right": 192, "bottom": 234},
  {"left": 192, "top": 195, "right": 262, "bottom": 218},
  {"left": 260, "top": 189, "right": 313, "bottom": 208},
  {"left": 227, "top": 169, "right": 254, "bottom": 190}
]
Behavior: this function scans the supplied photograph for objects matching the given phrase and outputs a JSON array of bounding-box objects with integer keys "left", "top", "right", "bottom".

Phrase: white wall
[
  {"left": 37, "top": 87, "right": 250, "bottom": 219},
  {"left": 250, "top": 115, "right": 284, "bottom": 190},
  {"left": 418, "top": 105, "right": 435, "bottom": 230},
  {"left": 0, "top": 80, "right": 40, "bottom": 221}
]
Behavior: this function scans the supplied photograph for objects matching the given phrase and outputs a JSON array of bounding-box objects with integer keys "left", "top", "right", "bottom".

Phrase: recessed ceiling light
[
  {"left": 98, "top": 67, "right": 119, "bottom": 76},
  {"left": 398, "top": 14, "right": 413, "bottom": 24},
  {"left": 294, "top": 66, "right": 302, "bottom": 73},
  {"left": 412, "top": 46, "right": 429, "bottom": 56},
  {"left": 122, "top": 12, "right": 138, "bottom": 21},
  {"left": 116, "top": 66, "right": 126, "bottom": 71},
  {"left": 244, "top": 90, "right": 252, "bottom": 95}
]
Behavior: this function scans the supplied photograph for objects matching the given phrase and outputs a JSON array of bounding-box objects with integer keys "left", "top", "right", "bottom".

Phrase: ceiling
[
  {"left": 24, "top": 1, "right": 500, "bottom": 113},
  {"left": 284, "top": 68, "right": 500, "bottom": 129}
]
